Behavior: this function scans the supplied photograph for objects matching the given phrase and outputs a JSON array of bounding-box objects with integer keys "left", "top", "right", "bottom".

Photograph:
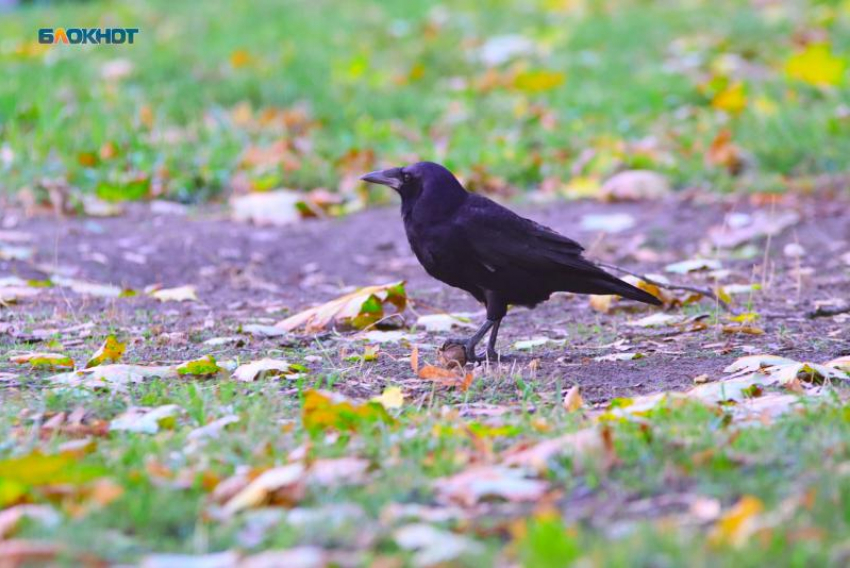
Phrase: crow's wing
[{"left": 458, "top": 195, "right": 600, "bottom": 277}]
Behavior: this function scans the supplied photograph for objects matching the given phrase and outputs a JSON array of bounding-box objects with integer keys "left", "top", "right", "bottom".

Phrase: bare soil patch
[{"left": 2, "top": 194, "right": 848, "bottom": 402}]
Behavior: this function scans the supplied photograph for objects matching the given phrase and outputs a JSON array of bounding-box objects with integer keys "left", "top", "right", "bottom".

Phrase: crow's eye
[{"left": 402, "top": 172, "right": 411, "bottom": 183}]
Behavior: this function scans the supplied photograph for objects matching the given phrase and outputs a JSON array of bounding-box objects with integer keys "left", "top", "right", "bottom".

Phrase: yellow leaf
[
  {"left": 589, "top": 294, "right": 616, "bottom": 314},
  {"left": 230, "top": 49, "right": 252, "bottom": 68},
  {"left": 372, "top": 386, "right": 404, "bottom": 409},
  {"left": 561, "top": 176, "right": 601, "bottom": 199},
  {"left": 302, "top": 390, "right": 395, "bottom": 434},
  {"left": 85, "top": 335, "right": 126, "bottom": 368},
  {"left": 753, "top": 95, "right": 779, "bottom": 117},
  {"left": 785, "top": 43, "right": 846, "bottom": 87},
  {"left": 0, "top": 452, "right": 101, "bottom": 506},
  {"left": 729, "top": 312, "right": 760, "bottom": 323},
  {"left": 563, "top": 385, "right": 583, "bottom": 412},
  {"left": 712, "top": 82, "right": 747, "bottom": 113},
  {"left": 177, "top": 355, "right": 222, "bottom": 377},
  {"left": 512, "top": 69, "right": 565, "bottom": 93},
  {"left": 709, "top": 495, "right": 764, "bottom": 546}
]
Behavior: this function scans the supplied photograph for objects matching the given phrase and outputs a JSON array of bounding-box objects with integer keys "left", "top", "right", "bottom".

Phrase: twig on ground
[
  {"left": 595, "top": 261, "right": 734, "bottom": 313},
  {"left": 807, "top": 304, "right": 850, "bottom": 319}
]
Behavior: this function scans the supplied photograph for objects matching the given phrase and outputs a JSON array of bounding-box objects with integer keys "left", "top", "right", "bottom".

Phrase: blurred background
[{"left": 0, "top": 0, "right": 848, "bottom": 209}]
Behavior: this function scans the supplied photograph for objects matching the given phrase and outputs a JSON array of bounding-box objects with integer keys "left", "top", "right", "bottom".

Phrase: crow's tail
[{"left": 591, "top": 272, "right": 663, "bottom": 306}]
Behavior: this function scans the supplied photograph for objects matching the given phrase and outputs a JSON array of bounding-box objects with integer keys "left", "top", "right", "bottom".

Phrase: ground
[
  {"left": 2, "top": 0, "right": 850, "bottom": 565},
  {"left": 2, "top": 193, "right": 850, "bottom": 565},
  {"left": 2, "top": 193, "right": 847, "bottom": 402}
]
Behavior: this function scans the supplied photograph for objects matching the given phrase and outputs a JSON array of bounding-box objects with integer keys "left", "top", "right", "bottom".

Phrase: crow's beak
[{"left": 360, "top": 168, "right": 402, "bottom": 190}]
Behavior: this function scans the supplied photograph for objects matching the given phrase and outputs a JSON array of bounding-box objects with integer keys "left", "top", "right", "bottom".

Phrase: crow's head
[{"left": 360, "top": 162, "right": 464, "bottom": 203}]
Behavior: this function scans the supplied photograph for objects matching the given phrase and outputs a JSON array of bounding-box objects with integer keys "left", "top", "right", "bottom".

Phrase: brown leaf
[
  {"left": 410, "top": 345, "right": 420, "bottom": 374},
  {"left": 418, "top": 365, "right": 474, "bottom": 391}
]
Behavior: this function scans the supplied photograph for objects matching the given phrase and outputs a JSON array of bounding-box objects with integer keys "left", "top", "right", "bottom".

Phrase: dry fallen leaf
[
  {"left": 110, "top": 405, "right": 182, "bottom": 434},
  {"left": 594, "top": 352, "right": 644, "bottom": 362},
  {"left": 372, "top": 386, "right": 404, "bottom": 409},
  {"left": 150, "top": 285, "right": 198, "bottom": 303},
  {"left": 600, "top": 170, "right": 670, "bottom": 202},
  {"left": 709, "top": 495, "right": 764, "bottom": 547},
  {"left": 84, "top": 335, "right": 126, "bottom": 368},
  {"left": 418, "top": 364, "right": 474, "bottom": 391},
  {"left": 394, "top": 523, "right": 483, "bottom": 566},
  {"left": 49, "top": 364, "right": 178, "bottom": 391},
  {"left": 222, "top": 463, "right": 306, "bottom": 515},
  {"left": 433, "top": 466, "right": 549, "bottom": 507},
  {"left": 177, "top": 355, "right": 222, "bottom": 377},
  {"left": 10, "top": 352, "right": 74, "bottom": 370},
  {"left": 785, "top": 43, "right": 846, "bottom": 87},
  {"left": 502, "top": 428, "right": 609, "bottom": 472},
  {"left": 276, "top": 281, "right": 406, "bottom": 333},
  {"left": 231, "top": 191, "right": 303, "bottom": 227},
  {"left": 232, "top": 359, "right": 301, "bottom": 382},
  {"left": 562, "top": 385, "right": 583, "bottom": 412}
]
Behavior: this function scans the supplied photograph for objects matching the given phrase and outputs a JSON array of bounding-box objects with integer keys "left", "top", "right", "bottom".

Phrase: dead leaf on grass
[
  {"left": 502, "top": 428, "right": 610, "bottom": 472},
  {"left": 372, "top": 386, "right": 404, "bottom": 409},
  {"left": 306, "top": 458, "right": 370, "bottom": 486},
  {"left": 222, "top": 464, "right": 306, "bottom": 515},
  {"left": 434, "top": 466, "right": 550, "bottom": 507},
  {"left": 177, "top": 355, "right": 222, "bottom": 377},
  {"left": 10, "top": 352, "right": 74, "bottom": 370},
  {"left": 301, "top": 390, "right": 396, "bottom": 434},
  {"left": 0, "top": 505, "right": 59, "bottom": 539},
  {"left": 594, "top": 352, "right": 644, "bottom": 362},
  {"left": 276, "top": 281, "right": 406, "bottom": 332},
  {"left": 232, "top": 359, "right": 302, "bottom": 382},
  {"left": 240, "top": 547, "right": 327, "bottom": 568},
  {"left": 665, "top": 258, "right": 722, "bottom": 274},
  {"left": 84, "top": 335, "right": 126, "bottom": 368},
  {"left": 0, "top": 286, "right": 41, "bottom": 306},
  {"left": 50, "top": 364, "right": 178, "bottom": 390},
  {"left": 415, "top": 313, "right": 476, "bottom": 332},
  {"left": 709, "top": 495, "right": 764, "bottom": 547},
  {"left": 110, "top": 405, "right": 182, "bottom": 434},
  {"left": 394, "top": 523, "right": 483, "bottom": 567},
  {"left": 418, "top": 364, "right": 474, "bottom": 391},
  {"left": 187, "top": 415, "right": 240, "bottom": 442},
  {"left": 626, "top": 313, "right": 688, "bottom": 328}
]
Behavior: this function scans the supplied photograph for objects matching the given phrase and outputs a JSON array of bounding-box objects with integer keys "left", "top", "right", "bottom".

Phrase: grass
[
  {"left": 2, "top": 0, "right": 850, "bottom": 565},
  {"left": 1, "top": 0, "right": 849, "bottom": 205},
  {"left": 2, "top": 372, "right": 850, "bottom": 565}
]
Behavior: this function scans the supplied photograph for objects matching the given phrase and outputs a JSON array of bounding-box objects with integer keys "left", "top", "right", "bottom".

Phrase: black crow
[{"left": 361, "top": 162, "right": 662, "bottom": 362}]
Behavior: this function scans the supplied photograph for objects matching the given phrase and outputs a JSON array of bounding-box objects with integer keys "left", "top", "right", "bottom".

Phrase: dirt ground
[{"left": 1, "top": 193, "right": 848, "bottom": 402}]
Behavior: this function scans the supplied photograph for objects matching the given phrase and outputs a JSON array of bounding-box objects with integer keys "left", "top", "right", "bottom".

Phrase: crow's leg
[
  {"left": 463, "top": 319, "right": 495, "bottom": 363},
  {"left": 486, "top": 318, "right": 502, "bottom": 361}
]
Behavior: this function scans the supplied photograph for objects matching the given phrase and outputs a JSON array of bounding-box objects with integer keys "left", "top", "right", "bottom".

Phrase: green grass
[
  {"left": 2, "top": 375, "right": 850, "bottom": 565},
  {"left": 1, "top": 0, "right": 848, "bottom": 205}
]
